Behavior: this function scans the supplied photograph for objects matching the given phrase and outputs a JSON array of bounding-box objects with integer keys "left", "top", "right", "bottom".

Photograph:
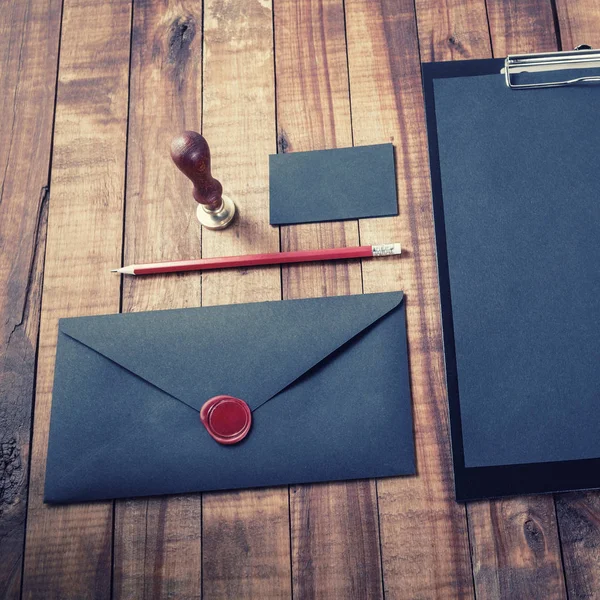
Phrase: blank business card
[{"left": 269, "top": 144, "right": 398, "bottom": 225}]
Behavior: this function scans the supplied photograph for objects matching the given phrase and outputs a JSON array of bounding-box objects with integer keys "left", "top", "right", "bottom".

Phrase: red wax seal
[{"left": 200, "top": 395, "right": 252, "bottom": 445}]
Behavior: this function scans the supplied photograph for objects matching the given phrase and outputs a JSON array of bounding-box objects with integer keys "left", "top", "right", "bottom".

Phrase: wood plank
[
  {"left": 486, "top": 0, "right": 557, "bottom": 55},
  {"left": 20, "top": 0, "right": 132, "bottom": 597},
  {"left": 112, "top": 1, "right": 203, "bottom": 598},
  {"left": 114, "top": 496, "right": 202, "bottom": 599},
  {"left": 414, "top": 0, "right": 490, "bottom": 61},
  {"left": 469, "top": 498, "right": 566, "bottom": 599},
  {"left": 554, "top": 0, "right": 600, "bottom": 50},
  {"left": 273, "top": 0, "right": 383, "bottom": 597},
  {"left": 551, "top": 6, "right": 600, "bottom": 599},
  {"left": 467, "top": 3, "right": 584, "bottom": 599},
  {"left": 0, "top": 0, "right": 62, "bottom": 597},
  {"left": 415, "top": 0, "right": 565, "bottom": 597},
  {"left": 290, "top": 482, "right": 382, "bottom": 599},
  {"left": 200, "top": 1, "right": 291, "bottom": 598},
  {"left": 344, "top": 1, "right": 474, "bottom": 597},
  {"left": 555, "top": 493, "right": 600, "bottom": 600},
  {"left": 423, "top": 1, "right": 568, "bottom": 599}
]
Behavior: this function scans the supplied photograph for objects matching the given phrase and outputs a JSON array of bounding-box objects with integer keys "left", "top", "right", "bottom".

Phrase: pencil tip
[{"left": 110, "top": 269, "right": 119, "bottom": 273}]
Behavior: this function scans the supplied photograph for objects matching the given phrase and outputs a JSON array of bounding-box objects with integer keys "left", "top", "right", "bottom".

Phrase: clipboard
[{"left": 422, "top": 48, "right": 600, "bottom": 501}]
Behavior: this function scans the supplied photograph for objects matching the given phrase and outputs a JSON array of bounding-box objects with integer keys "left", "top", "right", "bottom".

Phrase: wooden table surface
[{"left": 2, "top": 0, "right": 600, "bottom": 598}]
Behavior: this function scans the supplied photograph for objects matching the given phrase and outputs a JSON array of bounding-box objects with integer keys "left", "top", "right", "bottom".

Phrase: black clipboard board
[{"left": 423, "top": 53, "right": 600, "bottom": 501}]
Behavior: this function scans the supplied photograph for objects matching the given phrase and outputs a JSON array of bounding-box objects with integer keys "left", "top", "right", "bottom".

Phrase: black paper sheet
[{"left": 423, "top": 58, "right": 600, "bottom": 500}]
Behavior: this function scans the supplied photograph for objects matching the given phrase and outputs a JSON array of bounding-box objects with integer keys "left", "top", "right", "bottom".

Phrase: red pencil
[{"left": 111, "top": 243, "right": 401, "bottom": 276}]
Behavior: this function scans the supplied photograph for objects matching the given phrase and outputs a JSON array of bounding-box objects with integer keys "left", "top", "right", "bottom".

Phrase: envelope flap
[{"left": 58, "top": 291, "right": 404, "bottom": 411}]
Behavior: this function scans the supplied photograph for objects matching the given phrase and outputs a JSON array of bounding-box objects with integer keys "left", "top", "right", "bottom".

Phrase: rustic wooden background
[{"left": 1, "top": 0, "right": 600, "bottom": 598}]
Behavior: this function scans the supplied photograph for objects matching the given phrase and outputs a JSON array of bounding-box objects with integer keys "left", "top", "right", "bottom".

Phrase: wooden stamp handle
[{"left": 170, "top": 131, "right": 223, "bottom": 211}]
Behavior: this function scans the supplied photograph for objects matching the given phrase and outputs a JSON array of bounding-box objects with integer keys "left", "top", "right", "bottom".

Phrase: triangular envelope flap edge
[{"left": 58, "top": 292, "right": 404, "bottom": 411}]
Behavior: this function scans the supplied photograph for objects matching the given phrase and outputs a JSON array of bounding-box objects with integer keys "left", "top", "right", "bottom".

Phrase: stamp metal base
[{"left": 196, "top": 195, "right": 236, "bottom": 230}]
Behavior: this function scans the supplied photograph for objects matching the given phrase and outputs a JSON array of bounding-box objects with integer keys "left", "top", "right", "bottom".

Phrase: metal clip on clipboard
[{"left": 503, "top": 46, "right": 600, "bottom": 89}]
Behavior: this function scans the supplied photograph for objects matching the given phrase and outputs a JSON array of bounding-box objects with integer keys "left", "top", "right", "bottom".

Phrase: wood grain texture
[
  {"left": 20, "top": 0, "right": 132, "bottom": 597},
  {"left": 115, "top": 496, "right": 202, "bottom": 600},
  {"left": 555, "top": 493, "right": 600, "bottom": 600},
  {"left": 274, "top": 0, "right": 359, "bottom": 299},
  {"left": 345, "top": 1, "right": 474, "bottom": 597},
  {"left": 415, "top": 0, "right": 491, "bottom": 61},
  {"left": 112, "top": 1, "right": 203, "bottom": 598},
  {"left": 274, "top": 0, "right": 383, "bottom": 597},
  {"left": 555, "top": 0, "right": 600, "bottom": 49},
  {"left": 551, "top": 5, "right": 600, "bottom": 599},
  {"left": 200, "top": 1, "right": 291, "bottom": 598},
  {"left": 469, "top": 498, "right": 566, "bottom": 599},
  {"left": 486, "top": 0, "right": 557, "bottom": 55},
  {"left": 290, "top": 482, "right": 383, "bottom": 599},
  {"left": 0, "top": 0, "right": 62, "bottom": 597}
]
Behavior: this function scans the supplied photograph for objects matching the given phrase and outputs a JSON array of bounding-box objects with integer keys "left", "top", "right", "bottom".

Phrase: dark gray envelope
[
  {"left": 44, "top": 292, "right": 414, "bottom": 503},
  {"left": 269, "top": 144, "right": 398, "bottom": 225}
]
